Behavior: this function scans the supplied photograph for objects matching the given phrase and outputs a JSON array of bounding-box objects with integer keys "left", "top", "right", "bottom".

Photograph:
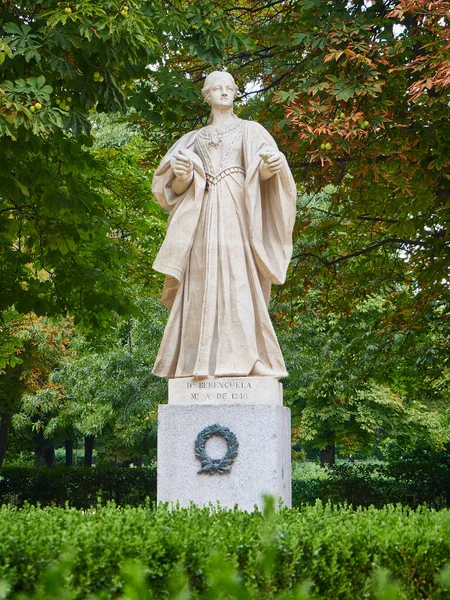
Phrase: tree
[
  {"left": 277, "top": 282, "right": 448, "bottom": 464},
  {"left": 0, "top": 0, "right": 187, "bottom": 340},
  {"left": 14, "top": 297, "right": 168, "bottom": 465},
  {"left": 1, "top": 0, "right": 173, "bottom": 460},
  {"left": 269, "top": 0, "right": 449, "bottom": 316},
  {"left": 0, "top": 311, "right": 70, "bottom": 467},
  {"left": 2, "top": 121, "right": 167, "bottom": 465}
]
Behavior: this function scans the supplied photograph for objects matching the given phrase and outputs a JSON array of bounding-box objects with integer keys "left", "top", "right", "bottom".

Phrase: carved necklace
[
  {"left": 201, "top": 119, "right": 242, "bottom": 148},
  {"left": 209, "top": 131, "right": 223, "bottom": 148}
]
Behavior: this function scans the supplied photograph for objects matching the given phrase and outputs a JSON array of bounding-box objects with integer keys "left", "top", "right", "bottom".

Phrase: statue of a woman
[{"left": 152, "top": 71, "right": 296, "bottom": 379}]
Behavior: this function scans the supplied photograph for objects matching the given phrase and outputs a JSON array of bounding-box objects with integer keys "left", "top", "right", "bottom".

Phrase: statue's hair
[{"left": 202, "top": 71, "right": 238, "bottom": 105}]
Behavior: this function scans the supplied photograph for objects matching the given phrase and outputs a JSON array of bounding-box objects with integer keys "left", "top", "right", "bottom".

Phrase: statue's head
[{"left": 202, "top": 71, "right": 238, "bottom": 106}]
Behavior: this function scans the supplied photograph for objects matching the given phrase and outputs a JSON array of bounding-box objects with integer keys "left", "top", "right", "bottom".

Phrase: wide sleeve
[
  {"left": 152, "top": 131, "right": 206, "bottom": 308},
  {"left": 152, "top": 131, "right": 198, "bottom": 210},
  {"left": 243, "top": 121, "right": 297, "bottom": 286}
]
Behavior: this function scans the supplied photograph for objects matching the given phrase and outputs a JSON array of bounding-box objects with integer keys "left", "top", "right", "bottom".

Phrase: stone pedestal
[{"left": 157, "top": 377, "right": 291, "bottom": 511}]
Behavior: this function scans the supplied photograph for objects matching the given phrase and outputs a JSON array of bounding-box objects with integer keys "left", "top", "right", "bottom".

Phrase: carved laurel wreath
[{"left": 195, "top": 424, "right": 239, "bottom": 475}]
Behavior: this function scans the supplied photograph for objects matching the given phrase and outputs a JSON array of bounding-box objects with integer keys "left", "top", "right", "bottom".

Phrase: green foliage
[
  {"left": 143, "top": 4, "right": 450, "bottom": 458},
  {"left": 0, "top": 502, "right": 449, "bottom": 599},
  {"left": 0, "top": 92, "right": 167, "bottom": 462},
  {"left": 383, "top": 435, "right": 450, "bottom": 507},
  {"left": 126, "top": 4, "right": 250, "bottom": 142},
  {"left": 292, "top": 461, "right": 329, "bottom": 481},
  {"left": 315, "top": 463, "right": 412, "bottom": 509},
  {"left": 2, "top": 0, "right": 449, "bottom": 473},
  {"left": 277, "top": 281, "right": 448, "bottom": 456},
  {"left": 0, "top": 0, "right": 164, "bottom": 140},
  {"left": 212, "top": 0, "right": 450, "bottom": 312},
  {"left": 13, "top": 297, "right": 168, "bottom": 462},
  {"left": 0, "top": 466, "right": 156, "bottom": 509},
  {"left": 0, "top": 128, "right": 163, "bottom": 335},
  {"left": 0, "top": 1, "right": 170, "bottom": 339},
  {"left": 0, "top": 313, "right": 71, "bottom": 466},
  {"left": 291, "top": 460, "right": 450, "bottom": 509}
]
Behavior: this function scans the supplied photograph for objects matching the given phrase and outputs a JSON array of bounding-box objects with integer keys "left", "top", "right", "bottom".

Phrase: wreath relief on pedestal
[{"left": 195, "top": 424, "right": 239, "bottom": 475}]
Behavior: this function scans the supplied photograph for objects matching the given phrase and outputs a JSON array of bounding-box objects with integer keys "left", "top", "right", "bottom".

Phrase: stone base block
[{"left": 157, "top": 404, "right": 291, "bottom": 511}]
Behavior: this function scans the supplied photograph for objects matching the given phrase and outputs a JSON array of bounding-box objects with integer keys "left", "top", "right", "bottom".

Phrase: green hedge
[
  {"left": 292, "top": 463, "right": 450, "bottom": 509},
  {"left": 0, "top": 502, "right": 449, "bottom": 599},
  {"left": 291, "top": 472, "right": 408, "bottom": 508},
  {"left": 0, "top": 466, "right": 156, "bottom": 509},
  {"left": 1, "top": 463, "right": 449, "bottom": 509}
]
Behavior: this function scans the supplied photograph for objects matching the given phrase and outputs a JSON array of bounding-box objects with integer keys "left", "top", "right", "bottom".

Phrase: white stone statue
[{"left": 152, "top": 71, "right": 296, "bottom": 379}]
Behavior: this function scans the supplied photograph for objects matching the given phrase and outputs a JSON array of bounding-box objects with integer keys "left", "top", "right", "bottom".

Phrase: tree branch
[
  {"left": 226, "top": 0, "right": 287, "bottom": 14},
  {"left": 293, "top": 237, "right": 431, "bottom": 266},
  {"left": 309, "top": 207, "right": 400, "bottom": 224}
]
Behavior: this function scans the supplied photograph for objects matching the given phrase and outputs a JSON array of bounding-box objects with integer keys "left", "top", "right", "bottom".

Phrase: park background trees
[
  {"left": 0, "top": 0, "right": 171, "bottom": 464},
  {"left": 1, "top": 0, "right": 449, "bottom": 466}
]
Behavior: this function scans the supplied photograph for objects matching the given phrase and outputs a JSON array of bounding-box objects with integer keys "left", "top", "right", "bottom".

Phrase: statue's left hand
[{"left": 259, "top": 151, "right": 283, "bottom": 181}]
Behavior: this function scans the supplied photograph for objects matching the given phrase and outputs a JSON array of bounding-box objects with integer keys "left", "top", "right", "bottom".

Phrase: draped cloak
[{"left": 152, "top": 119, "right": 296, "bottom": 379}]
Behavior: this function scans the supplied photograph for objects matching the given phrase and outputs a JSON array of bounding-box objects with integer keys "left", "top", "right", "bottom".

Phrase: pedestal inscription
[{"left": 169, "top": 376, "right": 283, "bottom": 405}]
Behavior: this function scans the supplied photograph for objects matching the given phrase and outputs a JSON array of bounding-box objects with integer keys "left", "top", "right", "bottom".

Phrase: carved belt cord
[{"left": 205, "top": 166, "right": 245, "bottom": 191}]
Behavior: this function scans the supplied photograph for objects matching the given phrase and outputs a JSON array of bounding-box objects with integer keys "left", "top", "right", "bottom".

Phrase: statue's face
[{"left": 207, "top": 76, "right": 235, "bottom": 109}]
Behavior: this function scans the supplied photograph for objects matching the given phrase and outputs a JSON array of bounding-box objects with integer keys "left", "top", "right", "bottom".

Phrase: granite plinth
[{"left": 157, "top": 385, "right": 291, "bottom": 511}]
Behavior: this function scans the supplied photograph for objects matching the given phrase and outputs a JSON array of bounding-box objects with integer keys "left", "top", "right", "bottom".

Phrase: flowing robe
[{"left": 152, "top": 119, "right": 296, "bottom": 379}]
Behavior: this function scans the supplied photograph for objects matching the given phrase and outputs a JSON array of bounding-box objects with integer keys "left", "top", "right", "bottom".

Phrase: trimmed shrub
[
  {"left": 319, "top": 463, "right": 411, "bottom": 508},
  {"left": 384, "top": 443, "right": 450, "bottom": 508},
  {"left": 0, "top": 502, "right": 449, "bottom": 599},
  {"left": 1, "top": 461, "right": 449, "bottom": 509},
  {"left": 292, "top": 462, "right": 450, "bottom": 509},
  {"left": 0, "top": 466, "right": 156, "bottom": 508}
]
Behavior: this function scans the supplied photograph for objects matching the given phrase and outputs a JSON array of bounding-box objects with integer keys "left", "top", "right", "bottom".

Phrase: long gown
[{"left": 152, "top": 118, "right": 296, "bottom": 379}]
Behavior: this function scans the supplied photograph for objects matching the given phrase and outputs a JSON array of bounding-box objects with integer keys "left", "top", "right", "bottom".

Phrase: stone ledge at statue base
[{"left": 157, "top": 402, "right": 291, "bottom": 511}]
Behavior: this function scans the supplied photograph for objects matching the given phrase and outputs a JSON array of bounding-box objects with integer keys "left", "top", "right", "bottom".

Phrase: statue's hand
[
  {"left": 259, "top": 150, "right": 283, "bottom": 181},
  {"left": 171, "top": 151, "right": 193, "bottom": 182}
]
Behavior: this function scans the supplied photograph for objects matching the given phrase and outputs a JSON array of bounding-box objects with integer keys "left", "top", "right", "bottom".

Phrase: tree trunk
[
  {"left": 34, "top": 446, "right": 45, "bottom": 468},
  {"left": 0, "top": 414, "right": 12, "bottom": 469},
  {"left": 44, "top": 447, "right": 55, "bottom": 467},
  {"left": 320, "top": 443, "right": 336, "bottom": 466},
  {"left": 84, "top": 435, "right": 94, "bottom": 467},
  {"left": 65, "top": 439, "right": 73, "bottom": 466}
]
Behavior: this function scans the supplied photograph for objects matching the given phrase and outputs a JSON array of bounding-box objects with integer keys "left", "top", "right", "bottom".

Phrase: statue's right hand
[{"left": 171, "top": 151, "right": 193, "bottom": 182}]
